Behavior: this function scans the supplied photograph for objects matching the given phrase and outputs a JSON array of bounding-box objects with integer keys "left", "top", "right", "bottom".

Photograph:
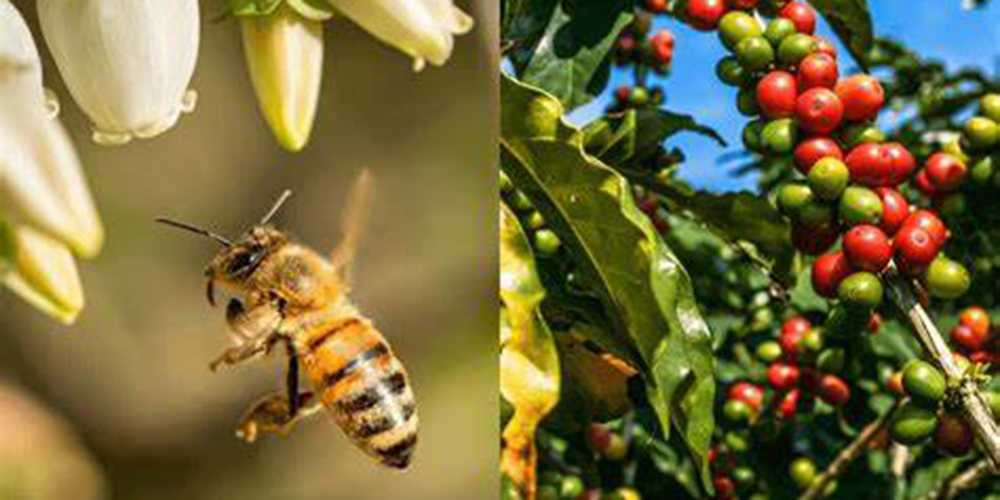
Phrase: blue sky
[{"left": 566, "top": 1, "right": 1000, "bottom": 192}]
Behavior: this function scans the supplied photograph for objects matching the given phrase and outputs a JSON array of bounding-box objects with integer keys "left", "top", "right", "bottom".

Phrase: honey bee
[{"left": 156, "top": 172, "right": 417, "bottom": 469}]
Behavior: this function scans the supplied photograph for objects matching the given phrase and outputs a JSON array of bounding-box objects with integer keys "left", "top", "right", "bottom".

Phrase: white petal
[
  {"left": 0, "top": 1, "right": 45, "bottom": 99},
  {"left": 36, "top": 0, "right": 200, "bottom": 145},
  {"left": 0, "top": 79, "right": 104, "bottom": 258},
  {"left": 326, "top": 0, "right": 472, "bottom": 69},
  {"left": 241, "top": 5, "right": 324, "bottom": 152}
]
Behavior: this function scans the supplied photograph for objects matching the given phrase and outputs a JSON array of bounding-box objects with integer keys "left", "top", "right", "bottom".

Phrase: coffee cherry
[
  {"left": 789, "top": 458, "right": 817, "bottom": 489},
  {"left": 534, "top": 229, "right": 562, "bottom": 255},
  {"left": 793, "top": 136, "right": 843, "bottom": 175},
  {"left": 934, "top": 412, "right": 974, "bottom": 456},
  {"left": 970, "top": 156, "right": 995, "bottom": 186},
  {"left": 887, "top": 371, "right": 905, "bottom": 396},
  {"left": 560, "top": 476, "right": 585, "bottom": 498},
  {"left": 963, "top": 116, "right": 998, "bottom": 150},
  {"left": 881, "top": 142, "right": 918, "bottom": 185},
  {"left": 959, "top": 306, "right": 991, "bottom": 338},
  {"left": 902, "top": 359, "right": 946, "bottom": 407},
  {"left": 838, "top": 272, "right": 883, "bottom": 309},
  {"left": 808, "top": 157, "right": 849, "bottom": 200},
  {"left": 777, "top": 33, "right": 816, "bottom": 66},
  {"left": 844, "top": 142, "right": 915, "bottom": 187},
  {"left": 817, "top": 347, "right": 846, "bottom": 374},
  {"left": 685, "top": 0, "right": 729, "bottom": 31},
  {"left": 818, "top": 374, "right": 850, "bottom": 406},
  {"left": 812, "top": 251, "right": 852, "bottom": 298},
  {"left": 726, "top": 0, "right": 760, "bottom": 8},
  {"left": 874, "top": 187, "right": 909, "bottom": 235},
  {"left": 614, "top": 85, "right": 632, "bottom": 103},
  {"left": 792, "top": 222, "right": 839, "bottom": 255},
  {"left": 777, "top": 388, "right": 801, "bottom": 418},
  {"left": 776, "top": 182, "right": 814, "bottom": 217},
  {"left": 950, "top": 324, "right": 984, "bottom": 352},
  {"left": 757, "top": 71, "right": 798, "bottom": 118},
  {"left": 980, "top": 93, "right": 1000, "bottom": 122},
  {"left": 728, "top": 381, "right": 765, "bottom": 410},
  {"left": 737, "top": 87, "right": 761, "bottom": 116},
  {"left": 724, "top": 398, "right": 753, "bottom": 424},
  {"left": 867, "top": 312, "right": 881, "bottom": 333},
  {"left": 586, "top": 423, "right": 612, "bottom": 453},
  {"left": 798, "top": 199, "right": 835, "bottom": 226},
  {"left": 764, "top": 18, "right": 797, "bottom": 47},
  {"left": 835, "top": 75, "right": 884, "bottom": 121},
  {"left": 782, "top": 315, "right": 812, "bottom": 336},
  {"left": 797, "top": 52, "right": 838, "bottom": 90},
  {"left": 925, "top": 153, "right": 967, "bottom": 191},
  {"left": 735, "top": 36, "right": 775, "bottom": 72},
  {"left": 610, "top": 487, "right": 641, "bottom": 500},
  {"left": 778, "top": 2, "right": 817, "bottom": 34},
  {"left": 742, "top": 119, "right": 765, "bottom": 152},
  {"left": 768, "top": 362, "right": 800, "bottom": 390},
  {"left": 761, "top": 118, "right": 798, "bottom": 154},
  {"left": 719, "top": 11, "right": 762, "bottom": 49},
  {"left": 923, "top": 256, "right": 970, "bottom": 299},
  {"left": 716, "top": 56, "right": 748, "bottom": 87},
  {"left": 839, "top": 186, "right": 883, "bottom": 225},
  {"left": 843, "top": 225, "right": 891, "bottom": 272},
  {"left": 629, "top": 86, "right": 649, "bottom": 106},
  {"left": 839, "top": 122, "right": 885, "bottom": 148},
  {"left": 890, "top": 402, "right": 938, "bottom": 445},
  {"left": 650, "top": 30, "right": 676, "bottom": 66},
  {"left": 900, "top": 210, "right": 948, "bottom": 246},
  {"left": 813, "top": 36, "right": 837, "bottom": 57},
  {"left": 713, "top": 477, "right": 736, "bottom": 500},
  {"left": 796, "top": 88, "right": 843, "bottom": 135},
  {"left": 893, "top": 226, "right": 941, "bottom": 276}
]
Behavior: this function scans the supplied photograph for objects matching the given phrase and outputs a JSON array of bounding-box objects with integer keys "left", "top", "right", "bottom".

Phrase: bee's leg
[
  {"left": 234, "top": 390, "right": 322, "bottom": 443},
  {"left": 209, "top": 300, "right": 281, "bottom": 372},
  {"left": 284, "top": 339, "right": 302, "bottom": 416}
]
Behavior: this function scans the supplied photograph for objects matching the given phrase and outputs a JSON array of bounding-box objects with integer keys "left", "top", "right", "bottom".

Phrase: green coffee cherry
[
  {"left": 764, "top": 18, "right": 797, "bottom": 47},
  {"left": 777, "top": 33, "right": 816, "bottom": 66},
  {"left": 756, "top": 340, "right": 783, "bottom": 362},
  {"left": 964, "top": 116, "right": 998, "bottom": 150},
  {"left": 789, "top": 458, "right": 817, "bottom": 490},
  {"left": 970, "top": 156, "right": 995, "bottom": 187},
  {"left": 761, "top": 118, "right": 797, "bottom": 154},
  {"left": 743, "top": 119, "right": 765, "bottom": 152},
  {"left": 724, "top": 399, "right": 753, "bottom": 424},
  {"left": 838, "top": 272, "right": 883, "bottom": 310},
  {"left": 839, "top": 186, "right": 883, "bottom": 225},
  {"left": 798, "top": 200, "right": 835, "bottom": 226},
  {"left": 923, "top": 256, "right": 970, "bottom": 299},
  {"left": 534, "top": 229, "right": 561, "bottom": 255},
  {"left": 839, "top": 122, "right": 885, "bottom": 148},
  {"left": 737, "top": 87, "right": 761, "bottom": 116},
  {"left": 980, "top": 94, "right": 1000, "bottom": 122},
  {"left": 902, "top": 359, "right": 946, "bottom": 407},
  {"left": 808, "top": 158, "right": 850, "bottom": 200},
  {"left": 890, "top": 402, "right": 939, "bottom": 445},
  {"left": 776, "top": 183, "right": 814, "bottom": 217},
  {"left": 736, "top": 36, "right": 775, "bottom": 72},
  {"left": 817, "top": 347, "right": 846, "bottom": 374},
  {"left": 719, "top": 11, "right": 763, "bottom": 50},
  {"left": 717, "top": 56, "right": 749, "bottom": 87}
]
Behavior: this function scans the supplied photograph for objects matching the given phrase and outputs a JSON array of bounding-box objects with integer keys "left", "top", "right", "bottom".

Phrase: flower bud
[
  {"left": 1, "top": 224, "right": 84, "bottom": 325},
  {"left": 241, "top": 4, "right": 324, "bottom": 152},
  {"left": 36, "top": 0, "right": 200, "bottom": 145},
  {"left": 325, "top": 0, "right": 473, "bottom": 71}
]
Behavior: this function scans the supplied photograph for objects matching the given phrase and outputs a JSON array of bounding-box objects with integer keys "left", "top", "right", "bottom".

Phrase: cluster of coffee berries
[
  {"left": 949, "top": 306, "right": 998, "bottom": 365},
  {"left": 736, "top": 316, "right": 851, "bottom": 423},
  {"left": 708, "top": 446, "right": 757, "bottom": 499},
  {"left": 915, "top": 94, "right": 1000, "bottom": 202},
  {"left": 613, "top": 18, "right": 675, "bottom": 76},
  {"left": 502, "top": 172, "right": 563, "bottom": 256},
  {"left": 887, "top": 359, "right": 975, "bottom": 455}
]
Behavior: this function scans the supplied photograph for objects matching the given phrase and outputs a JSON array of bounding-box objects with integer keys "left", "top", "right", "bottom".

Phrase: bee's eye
[{"left": 227, "top": 252, "right": 255, "bottom": 276}]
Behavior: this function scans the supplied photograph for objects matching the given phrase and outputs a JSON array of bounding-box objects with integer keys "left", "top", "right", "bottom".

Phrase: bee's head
[{"left": 157, "top": 190, "right": 293, "bottom": 306}]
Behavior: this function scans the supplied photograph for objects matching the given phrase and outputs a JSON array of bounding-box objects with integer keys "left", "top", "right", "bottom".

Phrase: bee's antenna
[
  {"left": 260, "top": 189, "right": 293, "bottom": 226},
  {"left": 155, "top": 218, "right": 232, "bottom": 247}
]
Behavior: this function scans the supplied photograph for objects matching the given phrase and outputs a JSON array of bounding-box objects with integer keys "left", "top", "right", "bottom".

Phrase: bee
[{"left": 156, "top": 172, "right": 417, "bottom": 469}]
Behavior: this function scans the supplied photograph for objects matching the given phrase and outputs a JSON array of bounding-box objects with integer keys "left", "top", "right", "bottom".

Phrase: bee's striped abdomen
[{"left": 299, "top": 317, "right": 418, "bottom": 469}]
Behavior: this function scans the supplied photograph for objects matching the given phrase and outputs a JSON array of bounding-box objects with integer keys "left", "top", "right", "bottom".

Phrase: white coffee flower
[
  {"left": 36, "top": 0, "right": 200, "bottom": 145},
  {"left": 325, "top": 0, "right": 473, "bottom": 71},
  {"left": 241, "top": 4, "right": 324, "bottom": 152},
  {"left": 1, "top": 224, "right": 84, "bottom": 325}
]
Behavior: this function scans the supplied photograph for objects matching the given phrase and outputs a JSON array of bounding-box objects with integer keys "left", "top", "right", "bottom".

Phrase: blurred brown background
[{"left": 0, "top": 1, "right": 497, "bottom": 498}]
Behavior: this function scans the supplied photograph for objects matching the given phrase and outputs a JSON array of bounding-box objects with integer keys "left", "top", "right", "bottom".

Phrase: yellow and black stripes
[{"left": 297, "top": 315, "right": 418, "bottom": 469}]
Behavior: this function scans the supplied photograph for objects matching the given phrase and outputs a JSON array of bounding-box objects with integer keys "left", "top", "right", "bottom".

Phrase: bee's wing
[{"left": 330, "top": 169, "right": 373, "bottom": 283}]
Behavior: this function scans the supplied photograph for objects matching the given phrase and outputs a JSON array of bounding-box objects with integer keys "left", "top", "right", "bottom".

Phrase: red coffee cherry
[
  {"left": 713, "top": 476, "right": 736, "bottom": 500},
  {"left": 818, "top": 375, "right": 850, "bottom": 406},
  {"left": 835, "top": 75, "right": 884, "bottom": 121},
  {"left": 900, "top": 209, "right": 948, "bottom": 246},
  {"left": 782, "top": 315, "right": 812, "bottom": 337},
  {"left": 813, "top": 36, "right": 837, "bottom": 58},
  {"left": 757, "top": 71, "right": 798, "bottom": 118},
  {"left": 796, "top": 88, "right": 844, "bottom": 135},
  {"left": 650, "top": 30, "right": 676, "bottom": 65},
  {"left": 777, "top": 388, "right": 801, "bottom": 419},
  {"left": 812, "top": 251, "right": 852, "bottom": 298},
  {"left": 925, "top": 153, "right": 967, "bottom": 191},
  {"left": 881, "top": 142, "right": 917, "bottom": 186},
  {"left": 914, "top": 169, "right": 939, "bottom": 198},
  {"left": 769, "top": 362, "right": 801, "bottom": 391},
  {"left": 797, "top": 53, "right": 838, "bottom": 91},
  {"left": 645, "top": 0, "right": 669, "bottom": 12},
  {"left": 615, "top": 85, "right": 632, "bottom": 103},
  {"left": 843, "top": 225, "right": 891, "bottom": 272},
  {"left": 934, "top": 413, "right": 974, "bottom": 456},
  {"left": 867, "top": 312, "right": 882, "bottom": 333},
  {"left": 950, "top": 324, "right": 985, "bottom": 352},
  {"left": 793, "top": 137, "right": 843, "bottom": 175},
  {"left": 728, "top": 382, "right": 765, "bottom": 410},
  {"left": 874, "top": 187, "right": 909, "bottom": 235},
  {"left": 893, "top": 226, "right": 941, "bottom": 276},
  {"left": 726, "top": 0, "right": 759, "bottom": 8},
  {"left": 845, "top": 143, "right": 882, "bottom": 186},
  {"left": 792, "top": 222, "right": 840, "bottom": 255},
  {"left": 685, "top": 0, "right": 729, "bottom": 31},
  {"left": 778, "top": 2, "right": 816, "bottom": 34}
]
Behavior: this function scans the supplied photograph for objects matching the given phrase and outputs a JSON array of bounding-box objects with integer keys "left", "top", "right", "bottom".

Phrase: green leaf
[
  {"left": 514, "top": 0, "right": 634, "bottom": 109},
  {"left": 645, "top": 181, "right": 795, "bottom": 286},
  {"left": 501, "top": 74, "right": 716, "bottom": 490},
  {"left": 807, "top": 0, "right": 874, "bottom": 71},
  {"left": 583, "top": 108, "right": 726, "bottom": 166}
]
